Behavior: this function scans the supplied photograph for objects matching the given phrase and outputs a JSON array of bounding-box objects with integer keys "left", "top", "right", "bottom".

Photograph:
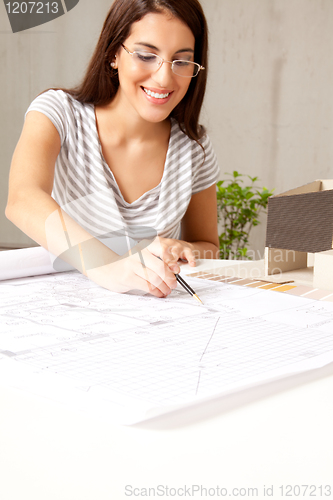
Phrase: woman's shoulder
[
  {"left": 28, "top": 89, "right": 89, "bottom": 113},
  {"left": 26, "top": 90, "right": 92, "bottom": 145}
]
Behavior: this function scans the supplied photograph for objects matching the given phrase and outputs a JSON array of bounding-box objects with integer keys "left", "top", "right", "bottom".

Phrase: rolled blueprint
[{"left": 0, "top": 247, "right": 74, "bottom": 281}]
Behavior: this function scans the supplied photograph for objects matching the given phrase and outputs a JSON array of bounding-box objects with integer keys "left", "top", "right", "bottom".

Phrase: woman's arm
[
  {"left": 181, "top": 184, "right": 220, "bottom": 259},
  {"left": 6, "top": 111, "right": 178, "bottom": 297},
  {"left": 6, "top": 111, "right": 62, "bottom": 248},
  {"left": 147, "top": 184, "right": 220, "bottom": 267}
]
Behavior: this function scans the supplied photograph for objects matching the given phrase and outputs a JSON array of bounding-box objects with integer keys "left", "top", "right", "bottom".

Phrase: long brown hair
[{"left": 62, "top": 0, "right": 208, "bottom": 142}]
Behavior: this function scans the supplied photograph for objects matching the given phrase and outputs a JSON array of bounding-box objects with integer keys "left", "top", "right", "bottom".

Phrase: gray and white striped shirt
[{"left": 26, "top": 90, "right": 219, "bottom": 246}]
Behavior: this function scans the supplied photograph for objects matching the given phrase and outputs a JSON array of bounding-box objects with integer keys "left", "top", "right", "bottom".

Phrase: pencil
[
  {"left": 156, "top": 256, "right": 203, "bottom": 304},
  {"left": 175, "top": 273, "right": 204, "bottom": 305}
]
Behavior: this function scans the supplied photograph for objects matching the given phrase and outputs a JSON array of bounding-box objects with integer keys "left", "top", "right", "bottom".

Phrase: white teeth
[{"left": 143, "top": 88, "right": 170, "bottom": 99}]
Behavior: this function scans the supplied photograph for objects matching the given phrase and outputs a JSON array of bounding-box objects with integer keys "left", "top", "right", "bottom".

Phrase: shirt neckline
[{"left": 91, "top": 107, "right": 176, "bottom": 207}]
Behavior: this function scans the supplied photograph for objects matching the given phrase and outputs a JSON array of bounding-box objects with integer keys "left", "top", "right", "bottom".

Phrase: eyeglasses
[{"left": 121, "top": 44, "right": 204, "bottom": 78}]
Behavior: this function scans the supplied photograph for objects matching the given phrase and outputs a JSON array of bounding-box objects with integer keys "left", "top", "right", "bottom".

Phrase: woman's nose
[{"left": 151, "top": 60, "right": 174, "bottom": 87}]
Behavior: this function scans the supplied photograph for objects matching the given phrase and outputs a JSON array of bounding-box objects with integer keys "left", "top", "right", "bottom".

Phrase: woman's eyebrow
[
  {"left": 175, "top": 48, "right": 195, "bottom": 54},
  {"left": 134, "top": 42, "right": 194, "bottom": 54}
]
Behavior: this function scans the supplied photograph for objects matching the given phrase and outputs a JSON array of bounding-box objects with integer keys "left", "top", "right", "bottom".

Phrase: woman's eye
[
  {"left": 135, "top": 53, "right": 157, "bottom": 63},
  {"left": 174, "top": 60, "right": 191, "bottom": 67}
]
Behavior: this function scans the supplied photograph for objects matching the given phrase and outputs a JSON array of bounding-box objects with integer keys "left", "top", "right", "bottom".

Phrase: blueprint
[{"left": 1, "top": 270, "right": 333, "bottom": 424}]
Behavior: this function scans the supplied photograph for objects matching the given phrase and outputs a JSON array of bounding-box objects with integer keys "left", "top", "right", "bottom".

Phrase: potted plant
[{"left": 216, "top": 171, "right": 274, "bottom": 260}]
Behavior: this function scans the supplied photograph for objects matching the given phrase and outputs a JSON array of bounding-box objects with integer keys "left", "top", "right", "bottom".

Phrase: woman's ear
[{"left": 110, "top": 55, "right": 118, "bottom": 69}]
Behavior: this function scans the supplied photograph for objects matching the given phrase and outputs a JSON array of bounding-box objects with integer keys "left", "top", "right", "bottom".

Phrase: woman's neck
[{"left": 97, "top": 95, "right": 170, "bottom": 146}]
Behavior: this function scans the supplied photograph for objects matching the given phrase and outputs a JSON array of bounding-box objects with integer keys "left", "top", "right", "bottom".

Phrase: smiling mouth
[{"left": 142, "top": 87, "right": 172, "bottom": 99}]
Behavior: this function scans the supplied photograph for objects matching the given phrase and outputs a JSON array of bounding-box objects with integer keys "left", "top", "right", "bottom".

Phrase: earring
[{"left": 110, "top": 55, "right": 117, "bottom": 69}]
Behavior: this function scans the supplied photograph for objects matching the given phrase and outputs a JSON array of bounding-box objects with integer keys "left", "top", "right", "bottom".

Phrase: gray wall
[
  {"left": 1, "top": 0, "right": 333, "bottom": 255},
  {"left": 201, "top": 0, "right": 333, "bottom": 256},
  {"left": 0, "top": 1, "right": 110, "bottom": 248}
]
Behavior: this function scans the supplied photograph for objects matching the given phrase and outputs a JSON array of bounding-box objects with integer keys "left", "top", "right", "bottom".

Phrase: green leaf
[{"left": 216, "top": 172, "right": 274, "bottom": 261}]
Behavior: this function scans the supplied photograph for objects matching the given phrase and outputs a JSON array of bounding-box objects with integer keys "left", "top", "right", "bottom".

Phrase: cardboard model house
[{"left": 264, "top": 179, "right": 333, "bottom": 290}]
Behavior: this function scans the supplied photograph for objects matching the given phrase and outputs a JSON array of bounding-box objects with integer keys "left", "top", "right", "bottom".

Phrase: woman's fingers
[
  {"left": 157, "top": 240, "right": 196, "bottom": 270},
  {"left": 88, "top": 246, "right": 179, "bottom": 297},
  {"left": 113, "top": 250, "right": 177, "bottom": 296},
  {"left": 134, "top": 250, "right": 177, "bottom": 291},
  {"left": 180, "top": 245, "right": 196, "bottom": 266},
  {"left": 133, "top": 265, "right": 173, "bottom": 297}
]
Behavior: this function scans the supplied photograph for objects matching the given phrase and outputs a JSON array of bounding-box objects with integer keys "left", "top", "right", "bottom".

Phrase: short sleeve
[
  {"left": 25, "top": 89, "right": 70, "bottom": 145},
  {"left": 191, "top": 133, "right": 220, "bottom": 194}
]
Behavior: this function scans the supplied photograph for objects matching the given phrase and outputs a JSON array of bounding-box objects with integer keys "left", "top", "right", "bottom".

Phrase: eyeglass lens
[{"left": 132, "top": 51, "right": 199, "bottom": 77}]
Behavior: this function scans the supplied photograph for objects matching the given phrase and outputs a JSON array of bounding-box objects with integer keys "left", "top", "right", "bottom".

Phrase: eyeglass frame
[{"left": 120, "top": 44, "right": 205, "bottom": 78}]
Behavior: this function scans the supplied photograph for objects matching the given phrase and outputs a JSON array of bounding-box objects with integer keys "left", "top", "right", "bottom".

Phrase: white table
[{"left": 0, "top": 258, "right": 332, "bottom": 500}]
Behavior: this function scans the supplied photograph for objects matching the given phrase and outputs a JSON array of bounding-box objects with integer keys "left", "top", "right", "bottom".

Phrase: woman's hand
[
  {"left": 86, "top": 236, "right": 197, "bottom": 298},
  {"left": 86, "top": 246, "right": 178, "bottom": 298},
  {"left": 146, "top": 236, "right": 197, "bottom": 274}
]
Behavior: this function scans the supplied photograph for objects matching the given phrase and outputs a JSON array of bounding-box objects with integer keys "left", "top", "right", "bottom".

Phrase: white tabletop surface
[{"left": 1, "top": 259, "right": 332, "bottom": 500}]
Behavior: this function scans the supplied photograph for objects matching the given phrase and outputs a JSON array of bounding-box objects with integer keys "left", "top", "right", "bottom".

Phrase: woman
[{"left": 6, "top": 0, "right": 220, "bottom": 298}]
